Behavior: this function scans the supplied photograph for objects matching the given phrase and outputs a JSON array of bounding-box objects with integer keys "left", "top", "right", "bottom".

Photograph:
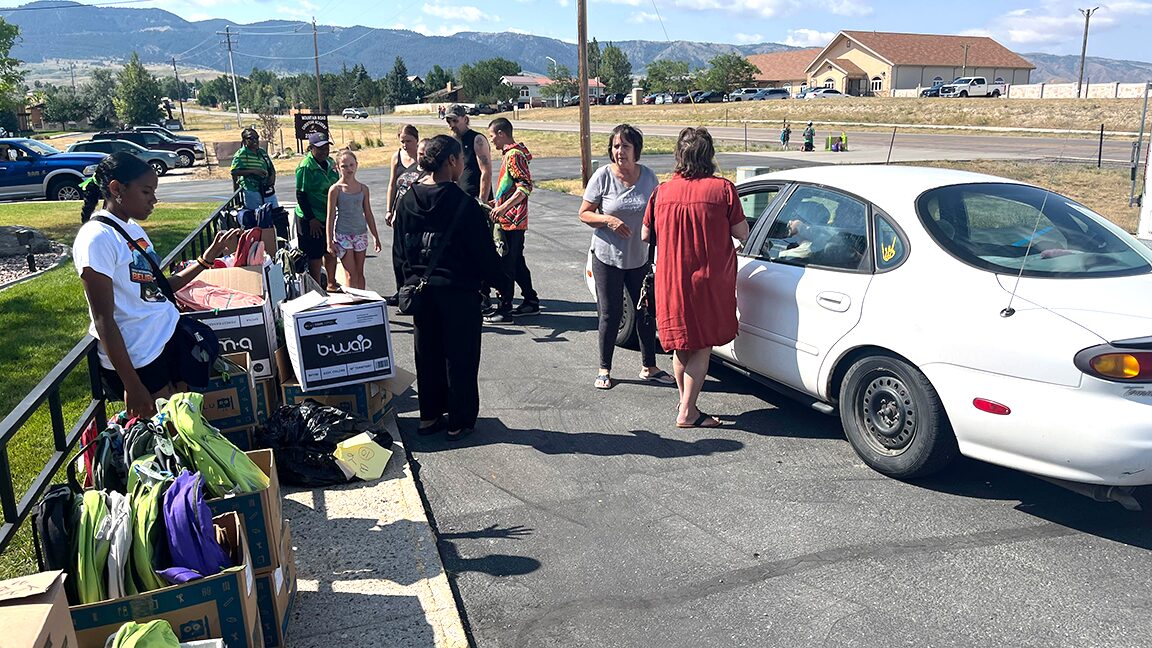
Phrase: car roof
[{"left": 740, "top": 164, "right": 1029, "bottom": 209}]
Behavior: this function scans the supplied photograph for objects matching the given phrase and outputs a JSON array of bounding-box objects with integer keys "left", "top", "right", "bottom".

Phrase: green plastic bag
[
  {"left": 158, "top": 392, "right": 269, "bottom": 498},
  {"left": 109, "top": 619, "right": 181, "bottom": 648},
  {"left": 76, "top": 490, "right": 110, "bottom": 604},
  {"left": 126, "top": 457, "right": 172, "bottom": 595}
]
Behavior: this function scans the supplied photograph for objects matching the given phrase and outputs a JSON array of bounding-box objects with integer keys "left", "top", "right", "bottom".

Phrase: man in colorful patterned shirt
[{"left": 485, "top": 117, "right": 538, "bottom": 323}]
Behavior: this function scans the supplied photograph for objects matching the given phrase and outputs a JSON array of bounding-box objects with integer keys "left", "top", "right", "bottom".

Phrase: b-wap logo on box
[{"left": 316, "top": 335, "right": 373, "bottom": 357}]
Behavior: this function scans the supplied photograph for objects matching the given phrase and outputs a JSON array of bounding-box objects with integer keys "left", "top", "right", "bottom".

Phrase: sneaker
[
  {"left": 512, "top": 301, "right": 540, "bottom": 316},
  {"left": 483, "top": 310, "right": 513, "bottom": 324}
]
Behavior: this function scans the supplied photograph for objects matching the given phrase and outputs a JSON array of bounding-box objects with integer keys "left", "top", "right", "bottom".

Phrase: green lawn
[{"left": 0, "top": 201, "right": 221, "bottom": 578}]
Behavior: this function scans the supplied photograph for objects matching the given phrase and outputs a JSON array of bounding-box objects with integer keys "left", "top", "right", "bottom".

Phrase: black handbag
[
  {"left": 397, "top": 198, "right": 466, "bottom": 315},
  {"left": 94, "top": 215, "right": 220, "bottom": 390}
]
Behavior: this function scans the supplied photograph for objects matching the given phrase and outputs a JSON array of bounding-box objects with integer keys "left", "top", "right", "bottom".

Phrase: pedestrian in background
[
  {"left": 326, "top": 150, "right": 379, "bottom": 291},
  {"left": 385, "top": 124, "right": 422, "bottom": 305},
  {"left": 484, "top": 117, "right": 539, "bottom": 323},
  {"left": 444, "top": 104, "right": 492, "bottom": 203},
  {"left": 780, "top": 122, "right": 791, "bottom": 151},
  {"left": 579, "top": 123, "right": 673, "bottom": 390},
  {"left": 392, "top": 134, "right": 506, "bottom": 440},
  {"left": 295, "top": 132, "right": 340, "bottom": 291},
  {"left": 231, "top": 127, "right": 278, "bottom": 211},
  {"left": 803, "top": 121, "right": 816, "bottom": 152},
  {"left": 642, "top": 127, "right": 749, "bottom": 428}
]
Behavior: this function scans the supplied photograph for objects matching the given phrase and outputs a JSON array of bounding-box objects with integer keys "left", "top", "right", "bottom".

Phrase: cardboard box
[
  {"left": 262, "top": 261, "right": 287, "bottom": 320},
  {"left": 201, "top": 353, "right": 257, "bottom": 433},
  {"left": 187, "top": 267, "right": 277, "bottom": 380},
  {"left": 281, "top": 288, "right": 395, "bottom": 391},
  {"left": 254, "top": 523, "right": 297, "bottom": 648},
  {"left": 276, "top": 348, "right": 415, "bottom": 428},
  {"left": 205, "top": 449, "right": 283, "bottom": 572},
  {"left": 70, "top": 512, "right": 263, "bottom": 648},
  {"left": 0, "top": 570, "right": 79, "bottom": 648}
]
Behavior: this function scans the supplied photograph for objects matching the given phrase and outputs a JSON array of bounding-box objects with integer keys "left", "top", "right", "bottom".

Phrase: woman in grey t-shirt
[{"left": 579, "top": 124, "right": 675, "bottom": 390}]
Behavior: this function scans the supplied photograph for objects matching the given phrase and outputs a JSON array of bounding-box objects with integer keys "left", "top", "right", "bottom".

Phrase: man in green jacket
[{"left": 295, "top": 132, "right": 340, "bottom": 290}]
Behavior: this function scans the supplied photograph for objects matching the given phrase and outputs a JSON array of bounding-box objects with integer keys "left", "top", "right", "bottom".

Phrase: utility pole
[
  {"left": 216, "top": 26, "right": 243, "bottom": 127},
  {"left": 577, "top": 0, "right": 591, "bottom": 185},
  {"left": 1076, "top": 7, "right": 1099, "bottom": 99},
  {"left": 312, "top": 17, "right": 324, "bottom": 114},
  {"left": 65, "top": 62, "right": 75, "bottom": 91},
  {"left": 170, "top": 57, "right": 186, "bottom": 126},
  {"left": 961, "top": 44, "right": 970, "bottom": 77}
]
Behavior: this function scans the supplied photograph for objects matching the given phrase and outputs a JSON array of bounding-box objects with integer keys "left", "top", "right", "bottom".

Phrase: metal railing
[{"left": 0, "top": 189, "right": 243, "bottom": 554}]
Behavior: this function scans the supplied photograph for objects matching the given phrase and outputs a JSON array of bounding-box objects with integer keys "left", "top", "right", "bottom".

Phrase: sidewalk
[{"left": 282, "top": 413, "right": 468, "bottom": 648}]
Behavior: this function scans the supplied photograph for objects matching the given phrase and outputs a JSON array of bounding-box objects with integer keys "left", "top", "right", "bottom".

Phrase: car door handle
[{"left": 816, "top": 292, "right": 851, "bottom": 312}]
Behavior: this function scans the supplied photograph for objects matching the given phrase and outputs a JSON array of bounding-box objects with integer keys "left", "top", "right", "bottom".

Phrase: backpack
[
  {"left": 30, "top": 483, "right": 82, "bottom": 604},
  {"left": 76, "top": 490, "right": 111, "bottom": 604},
  {"left": 158, "top": 470, "right": 232, "bottom": 585},
  {"left": 126, "top": 457, "right": 173, "bottom": 595},
  {"left": 108, "top": 619, "right": 181, "bottom": 648},
  {"left": 158, "top": 393, "right": 269, "bottom": 498}
]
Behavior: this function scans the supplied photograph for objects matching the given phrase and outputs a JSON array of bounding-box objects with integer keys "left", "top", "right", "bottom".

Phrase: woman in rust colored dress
[{"left": 642, "top": 127, "right": 749, "bottom": 428}]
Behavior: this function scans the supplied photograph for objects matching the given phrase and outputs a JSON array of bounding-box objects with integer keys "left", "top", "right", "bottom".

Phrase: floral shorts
[{"left": 333, "top": 232, "right": 369, "bottom": 258}]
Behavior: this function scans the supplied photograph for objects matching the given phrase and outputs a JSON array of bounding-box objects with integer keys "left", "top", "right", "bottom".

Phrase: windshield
[
  {"left": 952, "top": 78, "right": 974, "bottom": 84},
  {"left": 23, "top": 140, "right": 61, "bottom": 156},
  {"left": 917, "top": 182, "right": 1152, "bottom": 278}
]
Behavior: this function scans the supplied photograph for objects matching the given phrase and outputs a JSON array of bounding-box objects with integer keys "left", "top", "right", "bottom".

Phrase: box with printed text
[
  {"left": 186, "top": 267, "right": 277, "bottom": 379},
  {"left": 281, "top": 288, "right": 395, "bottom": 391}
]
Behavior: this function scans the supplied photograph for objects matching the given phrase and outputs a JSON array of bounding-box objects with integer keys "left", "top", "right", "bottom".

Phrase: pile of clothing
[{"left": 32, "top": 392, "right": 269, "bottom": 605}]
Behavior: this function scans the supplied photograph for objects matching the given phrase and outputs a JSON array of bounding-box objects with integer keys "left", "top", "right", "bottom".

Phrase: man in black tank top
[{"left": 445, "top": 105, "right": 492, "bottom": 203}]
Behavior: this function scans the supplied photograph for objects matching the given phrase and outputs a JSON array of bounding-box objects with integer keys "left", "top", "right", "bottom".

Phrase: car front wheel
[
  {"left": 838, "top": 354, "right": 957, "bottom": 479},
  {"left": 176, "top": 151, "right": 194, "bottom": 168},
  {"left": 49, "top": 178, "right": 82, "bottom": 201},
  {"left": 149, "top": 160, "right": 168, "bottom": 176}
]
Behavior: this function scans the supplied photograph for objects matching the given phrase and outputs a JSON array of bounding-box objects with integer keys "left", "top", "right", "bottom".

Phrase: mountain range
[{"left": 4, "top": 0, "right": 1151, "bottom": 85}]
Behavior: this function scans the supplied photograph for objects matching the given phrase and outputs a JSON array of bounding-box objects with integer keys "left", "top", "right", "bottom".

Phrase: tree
[
  {"left": 159, "top": 75, "right": 192, "bottom": 102},
  {"left": 349, "top": 63, "right": 376, "bottom": 108},
  {"left": 540, "top": 62, "right": 577, "bottom": 105},
  {"left": 645, "top": 59, "right": 690, "bottom": 93},
  {"left": 457, "top": 57, "right": 519, "bottom": 103},
  {"left": 425, "top": 64, "right": 454, "bottom": 95},
  {"left": 381, "top": 57, "right": 415, "bottom": 107},
  {"left": 599, "top": 43, "right": 633, "bottom": 94},
  {"left": 114, "top": 52, "right": 163, "bottom": 125},
  {"left": 0, "top": 18, "right": 23, "bottom": 132},
  {"left": 82, "top": 68, "right": 117, "bottom": 128},
  {"left": 705, "top": 52, "right": 760, "bottom": 92},
  {"left": 43, "top": 86, "right": 88, "bottom": 129},
  {"left": 587, "top": 37, "right": 601, "bottom": 79}
]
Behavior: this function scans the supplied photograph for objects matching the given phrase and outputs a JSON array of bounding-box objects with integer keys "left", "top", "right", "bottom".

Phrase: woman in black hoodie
[{"left": 393, "top": 134, "right": 506, "bottom": 439}]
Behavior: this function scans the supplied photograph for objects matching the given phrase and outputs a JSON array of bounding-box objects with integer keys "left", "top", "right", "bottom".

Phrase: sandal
[
  {"left": 594, "top": 373, "right": 613, "bottom": 390},
  {"left": 676, "top": 411, "right": 723, "bottom": 428},
  {"left": 640, "top": 369, "right": 676, "bottom": 385}
]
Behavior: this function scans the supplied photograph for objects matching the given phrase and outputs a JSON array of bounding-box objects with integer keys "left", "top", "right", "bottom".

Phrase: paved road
[{"left": 354, "top": 186, "right": 1152, "bottom": 648}]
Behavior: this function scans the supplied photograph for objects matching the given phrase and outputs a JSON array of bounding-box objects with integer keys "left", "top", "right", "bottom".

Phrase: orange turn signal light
[{"left": 1090, "top": 353, "right": 1143, "bottom": 379}]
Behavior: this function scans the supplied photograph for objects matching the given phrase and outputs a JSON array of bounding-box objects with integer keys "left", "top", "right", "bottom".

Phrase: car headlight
[
  {"left": 82, "top": 164, "right": 97, "bottom": 175},
  {"left": 1075, "top": 343, "right": 1152, "bottom": 381}
]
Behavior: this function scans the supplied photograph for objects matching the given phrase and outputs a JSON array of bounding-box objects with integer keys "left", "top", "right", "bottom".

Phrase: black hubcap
[{"left": 861, "top": 376, "right": 915, "bottom": 452}]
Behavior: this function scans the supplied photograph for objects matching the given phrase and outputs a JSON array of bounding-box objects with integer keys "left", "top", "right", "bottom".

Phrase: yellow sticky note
[{"left": 332, "top": 433, "right": 392, "bottom": 481}]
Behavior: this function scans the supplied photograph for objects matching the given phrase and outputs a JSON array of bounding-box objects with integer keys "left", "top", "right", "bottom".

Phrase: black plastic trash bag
[{"left": 254, "top": 399, "right": 392, "bottom": 487}]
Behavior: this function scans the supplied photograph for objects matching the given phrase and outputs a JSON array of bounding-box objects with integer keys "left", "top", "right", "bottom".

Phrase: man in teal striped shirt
[{"left": 230, "top": 127, "right": 278, "bottom": 210}]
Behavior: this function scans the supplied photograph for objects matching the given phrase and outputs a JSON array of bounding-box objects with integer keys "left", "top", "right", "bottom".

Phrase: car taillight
[{"left": 1075, "top": 344, "right": 1152, "bottom": 381}]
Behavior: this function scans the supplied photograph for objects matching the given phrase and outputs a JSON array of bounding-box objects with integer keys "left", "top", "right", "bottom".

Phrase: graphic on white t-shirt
[{"left": 126, "top": 238, "right": 166, "bottom": 302}]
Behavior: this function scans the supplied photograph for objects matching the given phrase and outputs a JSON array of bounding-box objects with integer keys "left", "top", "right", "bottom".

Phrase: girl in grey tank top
[{"left": 326, "top": 150, "right": 381, "bottom": 290}]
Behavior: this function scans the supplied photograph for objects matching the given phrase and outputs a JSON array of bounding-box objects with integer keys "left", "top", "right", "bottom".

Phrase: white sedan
[
  {"left": 589, "top": 166, "right": 1152, "bottom": 504},
  {"left": 804, "top": 88, "right": 848, "bottom": 99}
]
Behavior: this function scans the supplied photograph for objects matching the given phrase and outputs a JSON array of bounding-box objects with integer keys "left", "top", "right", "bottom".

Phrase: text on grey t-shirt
[{"left": 583, "top": 164, "right": 658, "bottom": 269}]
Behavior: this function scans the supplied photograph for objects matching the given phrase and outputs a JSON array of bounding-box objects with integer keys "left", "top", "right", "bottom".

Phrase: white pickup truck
[{"left": 938, "top": 76, "right": 1005, "bottom": 98}]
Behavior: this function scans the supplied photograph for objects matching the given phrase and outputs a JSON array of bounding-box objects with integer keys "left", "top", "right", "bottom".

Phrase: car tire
[
  {"left": 617, "top": 289, "right": 639, "bottom": 348},
  {"left": 991, "top": 90, "right": 1001, "bottom": 98},
  {"left": 959, "top": 90, "right": 968, "bottom": 98},
  {"left": 149, "top": 160, "right": 168, "bottom": 176},
  {"left": 838, "top": 354, "right": 958, "bottom": 479},
  {"left": 176, "top": 151, "right": 194, "bottom": 168},
  {"left": 48, "top": 177, "right": 82, "bottom": 201}
]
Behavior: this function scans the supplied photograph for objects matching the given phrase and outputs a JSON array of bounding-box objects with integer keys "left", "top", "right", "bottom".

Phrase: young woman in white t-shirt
[{"left": 73, "top": 152, "right": 239, "bottom": 418}]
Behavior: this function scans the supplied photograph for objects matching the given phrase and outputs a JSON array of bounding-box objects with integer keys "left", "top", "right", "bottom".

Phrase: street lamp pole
[
  {"left": 545, "top": 56, "right": 559, "bottom": 108},
  {"left": 1076, "top": 7, "right": 1099, "bottom": 99}
]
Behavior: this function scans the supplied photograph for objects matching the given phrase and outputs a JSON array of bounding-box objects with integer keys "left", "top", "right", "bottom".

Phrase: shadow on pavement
[{"left": 437, "top": 524, "right": 542, "bottom": 578}]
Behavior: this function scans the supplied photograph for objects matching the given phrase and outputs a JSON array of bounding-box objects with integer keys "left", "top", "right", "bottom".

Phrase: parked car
[
  {"left": 750, "top": 88, "right": 790, "bottom": 100},
  {"left": 67, "top": 139, "right": 180, "bottom": 176},
  {"left": 603, "top": 93, "right": 625, "bottom": 105},
  {"left": 622, "top": 94, "right": 634, "bottom": 105},
  {"left": 341, "top": 107, "right": 369, "bottom": 119},
  {"left": 695, "top": 91, "right": 728, "bottom": 103},
  {"left": 91, "top": 130, "right": 205, "bottom": 168},
  {"left": 468, "top": 103, "right": 499, "bottom": 115},
  {"left": 641, "top": 94, "right": 657, "bottom": 105},
  {"left": 587, "top": 164, "right": 1152, "bottom": 501},
  {"left": 670, "top": 92, "right": 689, "bottom": 104},
  {"left": 129, "top": 125, "right": 200, "bottom": 142},
  {"left": 0, "top": 138, "right": 103, "bottom": 201},
  {"left": 804, "top": 88, "right": 848, "bottom": 99},
  {"left": 728, "top": 87, "right": 761, "bottom": 101},
  {"left": 920, "top": 81, "right": 947, "bottom": 97}
]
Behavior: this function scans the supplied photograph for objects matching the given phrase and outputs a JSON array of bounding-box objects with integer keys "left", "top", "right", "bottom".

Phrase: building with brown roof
[
  {"left": 747, "top": 48, "right": 822, "bottom": 92},
  {"left": 803, "top": 31, "right": 1034, "bottom": 96}
]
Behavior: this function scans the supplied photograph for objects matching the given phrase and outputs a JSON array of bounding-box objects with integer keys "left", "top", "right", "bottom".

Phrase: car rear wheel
[
  {"left": 48, "top": 178, "right": 82, "bottom": 201},
  {"left": 149, "top": 159, "right": 168, "bottom": 176},
  {"left": 176, "top": 151, "right": 194, "bottom": 168},
  {"left": 990, "top": 90, "right": 1001, "bottom": 98},
  {"left": 838, "top": 354, "right": 958, "bottom": 479}
]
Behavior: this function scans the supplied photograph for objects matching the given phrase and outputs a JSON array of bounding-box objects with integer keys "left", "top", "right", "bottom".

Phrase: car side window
[
  {"left": 738, "top": 184, "right": 781, "bottom": 232},
  {"left": 757, "top": 185, "right": 869, "bottom": 271},
  {"left": 874, "top": 212, "right": 907, "bottom": 271},
  {"left": 142, "top": 135, "right": 161, "bottom": 146}
]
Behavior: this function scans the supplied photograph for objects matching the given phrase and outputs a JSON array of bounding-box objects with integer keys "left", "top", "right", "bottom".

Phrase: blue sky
[{"left": 108, "top": 0, "right": 1152, "bottom": 62}]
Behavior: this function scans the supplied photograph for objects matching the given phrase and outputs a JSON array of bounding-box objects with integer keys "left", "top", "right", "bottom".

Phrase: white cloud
[
  {"left": 628, "top": 11, "right": 660, "bottom": 23},
  {"left": 422, "top": 3, "right": 497, "bottom": 22},
  {"left": 558, "top": 0, "right": 569, "bottom": 6},
  {"left": 821, "top": 0, "right": 871, "bottom": 15},
  {"left": 1104, "top": 1, "right": 1152, "bottom": 13},
  {"left": 389, "top": 21, "right": 470, "bottom": 36},
  {"left": 784, "top": 28, "right": 835, "bottom": 47},
  {"left": 977, "top": 3, "right": 1152, "bottom": 52},
  {"left": 733, "top": 33, "right": 764, "bottom": 44}
]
